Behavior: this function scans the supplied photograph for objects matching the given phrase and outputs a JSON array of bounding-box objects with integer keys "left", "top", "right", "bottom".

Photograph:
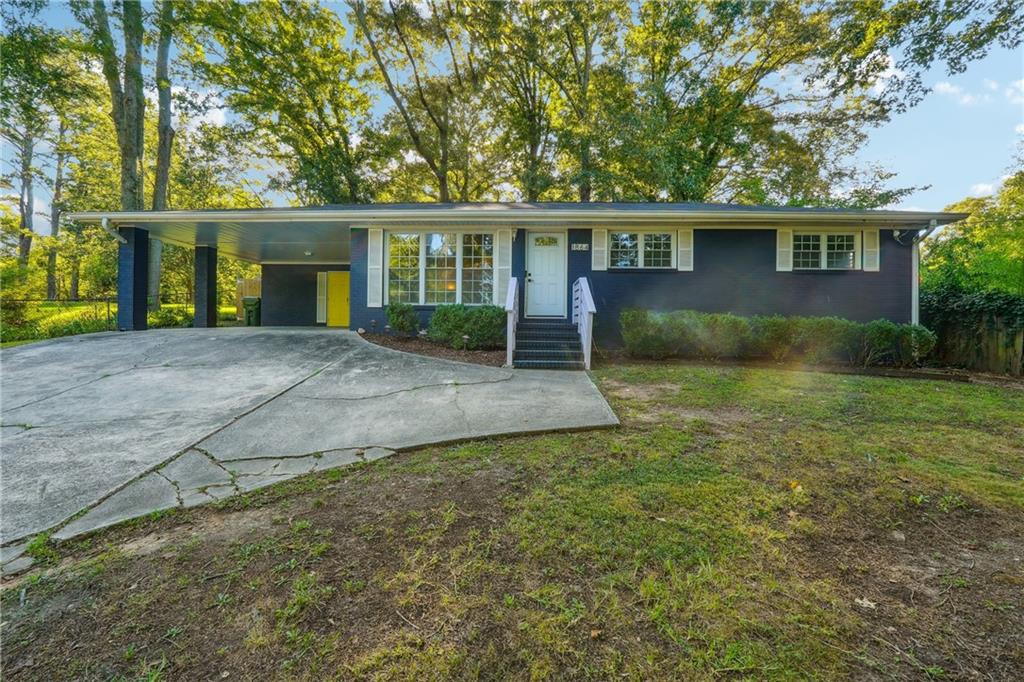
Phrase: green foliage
[
  {"left": 385, "top": 301, "right": 418, "bottom": 335},
  {"left": 921, "top": 283, "right": 1024, "bottom": 335},
  {"left": 748, "top": 315, "right": 797, "bottom": 362},
  {"left": 148, "top": 306, "right": 193, "bottom": 329},
  {"left": 621, "top": 309, "right": 935, "bottom": 368},
  {"left": 923, "top": 172, "right": 1024, "bottom": 295},
  {"left": 428, "top": 304, "right": 505, "bottom": 350}
]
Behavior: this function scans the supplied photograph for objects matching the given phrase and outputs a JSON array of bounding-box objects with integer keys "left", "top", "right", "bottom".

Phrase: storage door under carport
[{"left": 316, "top": 271, "right": 350, "bottom": 328}]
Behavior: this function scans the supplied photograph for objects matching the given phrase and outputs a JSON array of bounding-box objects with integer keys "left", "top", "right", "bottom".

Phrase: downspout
[
  {"left": 100, "top": 217, "right": 128, "bottom": 244},
  {"left": 910, "top": 219, "right": 938, "bottom": 326}
]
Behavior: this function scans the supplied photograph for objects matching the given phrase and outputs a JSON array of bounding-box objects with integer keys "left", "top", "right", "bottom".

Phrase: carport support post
[
  {"left": 117, "top": 226, "right": 149, "bottom": 331},
  {"left": 194, "top": 246, "right": 218, "bottom": 328}
]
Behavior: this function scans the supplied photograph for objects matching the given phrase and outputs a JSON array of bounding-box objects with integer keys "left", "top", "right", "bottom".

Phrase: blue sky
[
  {"left": 860, "top": 46, "right": 1023, "bottom": 210},
  {"left": 23, "top": 5, "right": 1024, "bottom": 222}
]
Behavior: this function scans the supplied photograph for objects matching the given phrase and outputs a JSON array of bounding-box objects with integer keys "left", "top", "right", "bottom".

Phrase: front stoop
[{"left": 513, "top": 320, "right": 584, "bottom": 370}]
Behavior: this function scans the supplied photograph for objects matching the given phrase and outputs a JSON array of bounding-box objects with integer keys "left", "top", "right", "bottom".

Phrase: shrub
[
  {"left": 748, "top": 315, "right": 797, "bottom": 361},
  {"left": 386, "top": 301, "right": 419, "bottom": 335},
  {"left": 148, "top": 307, "right": 193, "bottom": 328},
  {"left": 621, "top": 309, "right": 674, "bottom": 359},
  {"left": 896, "top": 324, "right": 938, "bottom": 367},
  {"left": 620, "top": 308, "right": 939, "bottom": 368},
  {"left": 694, "top": 313, "right": 750, "bottom": 359},
  {"left": 428, "top": 304, "right": 505, "bottom": 349}
]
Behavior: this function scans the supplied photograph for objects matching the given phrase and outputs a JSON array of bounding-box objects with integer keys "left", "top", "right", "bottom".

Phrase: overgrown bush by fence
[
  {"left": 620, "top": 309, "right": 937, "bottom": 368},
  {"left": 921, "top": 284, "right": 1024, "bottom": 375}
]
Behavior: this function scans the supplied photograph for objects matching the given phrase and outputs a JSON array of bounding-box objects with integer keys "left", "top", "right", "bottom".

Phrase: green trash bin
[{"left": 242, "top": 296, "right": 261, "bottom": 326}]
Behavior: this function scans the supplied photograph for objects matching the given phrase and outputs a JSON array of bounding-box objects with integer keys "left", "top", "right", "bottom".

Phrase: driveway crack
[
  {"left": 290, "top": 375, "right": 513, "bottom": 402},
  {"left": 154, "top": 470, "right": 183, "bottom": 507}
]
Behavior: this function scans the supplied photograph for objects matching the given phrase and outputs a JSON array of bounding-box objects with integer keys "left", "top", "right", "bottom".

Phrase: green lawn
[
  {"left": 2, "top": 365, "right": 1021, "bottom": 680},
  {"left": 1, "top": 302, "right": 240, "bottom": 346}
]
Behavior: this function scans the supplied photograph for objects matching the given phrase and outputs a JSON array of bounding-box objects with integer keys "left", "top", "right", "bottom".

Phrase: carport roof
[{"left": 67, "top": 202, "right": 968, "bottom": 264}]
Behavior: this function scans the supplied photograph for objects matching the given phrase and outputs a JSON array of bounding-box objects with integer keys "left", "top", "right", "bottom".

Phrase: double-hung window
[
  {"left": 792, "top": 232, "right": 860, "bottom": 270},
  {"left": 608, "top": 231, "right": 675, "bottom": 269},
  {"left": 386, "top": 232, "right": 494, "bottom": 305}
]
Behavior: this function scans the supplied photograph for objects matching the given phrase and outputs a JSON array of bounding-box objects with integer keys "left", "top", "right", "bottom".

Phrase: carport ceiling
[{"left": 119, "top": 219, "right": 350, "bottom": 263}]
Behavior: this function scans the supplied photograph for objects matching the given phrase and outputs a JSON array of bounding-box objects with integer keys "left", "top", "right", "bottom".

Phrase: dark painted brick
[
  {"left": 261, "top": 263, "right": 350, "bottom": 326},
  {"left": 194, "top": 246, "right": 218, "bottom": 328},
  {"left": 117, "top": 226, "right": 149, "bottom": 331}
]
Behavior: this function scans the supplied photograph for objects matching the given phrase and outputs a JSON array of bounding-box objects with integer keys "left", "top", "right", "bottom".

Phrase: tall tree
[
  {"left": 147, "top": 0, "right": 177, "bottom": 310},
  {"left": 75, "top": 0, "right": 146, "bottom": 211},
  {"left": 185, "top": 0, "right": 376, "bottom": 204},
  {"left": 350, "top": 0, "right": 495, "bottom": 202},
  {"left": 0, "top": 20, "right": 82, "bottom": 264}
]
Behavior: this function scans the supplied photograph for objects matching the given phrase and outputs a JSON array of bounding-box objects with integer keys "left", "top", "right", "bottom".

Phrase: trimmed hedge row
[
  {"left": 621, "top": 309, "right": 937, "bottom": 367},
  {"left": 385, "top": 301, "right": 505, "bottom": 350}
]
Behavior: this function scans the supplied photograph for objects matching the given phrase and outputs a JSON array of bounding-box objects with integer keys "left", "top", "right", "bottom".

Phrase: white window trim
[
  {"left": 792, "top": 231, "right": 862, "bottom": 271},
  {"left": 383, "top": 230, "right": 497, "bottom": 306},
  {"left": 607, "top": 230, "right": 677, "bottom": 269}
]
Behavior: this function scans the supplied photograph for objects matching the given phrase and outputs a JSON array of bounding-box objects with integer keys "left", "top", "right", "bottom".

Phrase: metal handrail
[
  {"left": 504, "top": 276, "right": 519, "bottom": 367},
  {"left": 572, "top": 277, "right": 596, "bottom": 369}
]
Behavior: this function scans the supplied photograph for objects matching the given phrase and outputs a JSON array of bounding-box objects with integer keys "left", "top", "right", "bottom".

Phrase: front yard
[{"left": 2, "top": 365, "right": 1022, "bottom": 680}]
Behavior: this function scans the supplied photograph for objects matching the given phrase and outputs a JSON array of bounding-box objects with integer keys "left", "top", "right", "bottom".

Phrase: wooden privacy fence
[
  {"left": 931, "top": 317, "right": 1024, "bottom": 376},
  {"left": 235, "top": 278, "right": 262, "bottom": 320}
]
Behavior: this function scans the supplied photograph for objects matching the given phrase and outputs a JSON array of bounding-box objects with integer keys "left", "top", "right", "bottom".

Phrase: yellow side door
[{"left": 326, "top": 271, "right": 350, "bottom": 327}]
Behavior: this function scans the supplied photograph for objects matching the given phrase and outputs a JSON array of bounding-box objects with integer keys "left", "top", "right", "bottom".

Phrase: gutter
[
  {"left": 99, "top": 217, "right": 128, "bottom": 244},
  {"left": 66, "top": 208, "right": 969, "bottom": 228}
]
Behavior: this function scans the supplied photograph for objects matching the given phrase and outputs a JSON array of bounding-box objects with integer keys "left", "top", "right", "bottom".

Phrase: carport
[{"left": 70, "top": 208, "right": 356, "bottom": 330}]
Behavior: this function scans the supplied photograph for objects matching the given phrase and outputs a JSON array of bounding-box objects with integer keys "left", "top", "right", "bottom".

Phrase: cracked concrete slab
[
  {"left": 3, "top": 328, "right": 616, "bottom": 543},
  {"left": 53, "top": 472, "right": 179, "bottom": 540}
]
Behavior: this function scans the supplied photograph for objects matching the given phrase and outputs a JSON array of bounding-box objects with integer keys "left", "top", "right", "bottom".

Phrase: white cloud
[
  {"left": 983, "top": 78, "right": 999, "bottom": 91},
  {"left": 933, "top": 81, "right": 984, "bottom": 106},
  {"left": 1006, "top": 79, "right": 1024, "bottom": 105},
  {"left": 1016, "top": 122, "right": 1024, "bottom": 135},
  {"left": 968, "top": 182, "right": 995, "bottom": 197}
]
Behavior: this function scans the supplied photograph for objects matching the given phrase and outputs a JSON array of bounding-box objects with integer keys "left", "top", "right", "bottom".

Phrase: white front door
[{"left": 526, "top": 232, "right": 566, "bottom": 317}]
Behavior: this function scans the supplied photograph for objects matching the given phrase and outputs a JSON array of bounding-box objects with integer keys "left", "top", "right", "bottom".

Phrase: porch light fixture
[{"left": 304, "top": 250, "right": 312, "bottom": 256}]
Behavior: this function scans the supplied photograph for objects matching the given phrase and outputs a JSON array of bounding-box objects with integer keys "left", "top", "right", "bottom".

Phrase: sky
[
  {"left": 858, "top": 46, "right": 1023, "bottom": 211},
  {"left": 19, "top": 4, "right": 1024, "bottom": 231}
]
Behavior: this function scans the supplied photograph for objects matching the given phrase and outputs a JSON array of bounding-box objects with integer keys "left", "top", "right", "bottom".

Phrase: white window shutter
[
  {"left": 592, "top": 229, "right": 607, "bottom": 271},
  {"left": 316, "top": 272, "right": 327, "bottom": 323},
  {"left": 495, "top": 229, "right": 512, "bottom": 303},
  {"left": 677, "top": 228, "right": 694, "bottom": 271},
  {"left": 776, "top": 229, "right": 793, "bottom": 271},
  {"left": 366, "top": 228, "right": 383, "bottom": 308},
  {"left": 863, "top": 229, "right": 880, "bottom": 271}
]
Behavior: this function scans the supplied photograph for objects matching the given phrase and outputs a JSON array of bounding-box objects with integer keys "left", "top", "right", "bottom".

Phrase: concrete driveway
[{"left": 1, "top": 329, "right": 617, "bottom": 546}]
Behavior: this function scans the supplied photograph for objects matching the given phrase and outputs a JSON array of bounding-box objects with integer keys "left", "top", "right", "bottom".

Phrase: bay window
[
  {"left": 386, "top": 232, "right": 494, "bottom": 305},
  {"left": 609, "top": 231, "right": 675, "bottom": 269}
]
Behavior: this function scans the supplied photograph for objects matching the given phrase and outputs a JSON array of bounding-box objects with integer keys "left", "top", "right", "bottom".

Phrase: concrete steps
[{"left": 513, "top": 319, "right": 584, "bottom": 370}]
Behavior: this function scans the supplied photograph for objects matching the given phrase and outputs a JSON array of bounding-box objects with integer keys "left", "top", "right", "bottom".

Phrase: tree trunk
[
  {"left": 17, "top": 134, "right": 34, "bottom": 264},
  {"left": 578, "top": 141, "right": 592, "bottom": 202},
  {"left": 69, "top": 258, "right": 80, "bottom": 300},
  {"left": 148, "top": 0, "right": 175, "bottom": 310},
  {"left": 47, "top": 122, "right": 67, "bottom": 299},
  {"left": 121, "top": 0, "right": 145, "bottom": 211}
]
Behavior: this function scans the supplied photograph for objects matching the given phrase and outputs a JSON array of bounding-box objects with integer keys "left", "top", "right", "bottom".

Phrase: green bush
[
  {"left": 694, "top": 313, "right": 750, "bottom": 359},
  {"left": 896, "top": 324, "right": 938, "bottom": 367},
  {"left": 386, "top": 301, "right": 419, "bottom": 335},
  {"left": 148, "top": 307, "right": 193, "bottom": 328},
  {"left": 749, "top": 315, "right": 797, "bottom": 361},
  {"left": 428, "top": 304, "right": 505, "bottom": 349},
  {"left": 619, "top": 308, "right": 938, "bottom": 367},
  {"left": 621, "top": 309, "right": 674, "bottom": 359}
]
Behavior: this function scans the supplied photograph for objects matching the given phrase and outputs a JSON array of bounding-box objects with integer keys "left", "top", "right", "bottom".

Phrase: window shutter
[
  {"left": 863, "top": 229, "right": 880, "bottom": 271},
  {"left": 495, "top": 229, "right": 512, "bottom": 303},
  {"left": 677, "top": 228, "right": 694, "bottom": 271},
  {"left": 776, "top": 229, "right": 793, "bottom": 271},
  {"left": 366, "top": 228, "right": 383, "bottom": 308},
  {"left": 316, "top": 272, "right": 327, "bottom": 323},
  {"left": 592, "top": 229, "right": 607, "bottom": 271}
]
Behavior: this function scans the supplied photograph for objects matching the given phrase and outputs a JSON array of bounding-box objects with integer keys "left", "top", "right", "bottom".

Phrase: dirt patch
[
  {"left": 0, "top": 456, "right": 532, "bottom": 680},
  {"left": 796, "top": 498, "right": 1024, "bottom": 679},
  {"left": 362, "top": 332, "right": 505, "bottom": 367}
]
